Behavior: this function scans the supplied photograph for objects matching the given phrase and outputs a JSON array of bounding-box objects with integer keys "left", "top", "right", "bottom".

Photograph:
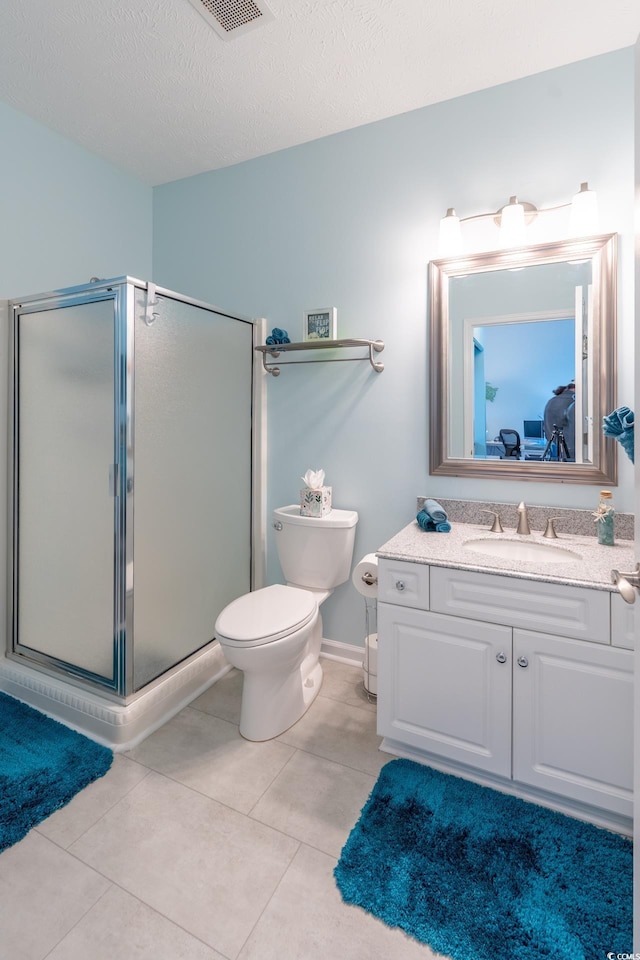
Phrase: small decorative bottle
[{"left": 595, "top": 490, "right": 615, "bottom": 546}]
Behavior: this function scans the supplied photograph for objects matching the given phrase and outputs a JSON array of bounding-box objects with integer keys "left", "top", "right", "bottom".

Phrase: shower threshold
[{"left": 0, "top": 642, "right": 230, "bottom": 751}]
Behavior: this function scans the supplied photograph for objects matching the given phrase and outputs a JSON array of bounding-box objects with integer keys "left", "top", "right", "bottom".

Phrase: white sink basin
[{"left": 463, "top": 538, "right": 581, "bottom": 564}]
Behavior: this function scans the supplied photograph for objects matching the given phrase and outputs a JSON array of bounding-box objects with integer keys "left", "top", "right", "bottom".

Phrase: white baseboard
[{"left": 320, "top": 638, "right": 364, "bottom": 667}]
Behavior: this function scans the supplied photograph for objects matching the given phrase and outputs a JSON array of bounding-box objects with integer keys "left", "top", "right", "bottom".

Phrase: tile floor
[{"left": 0, "top": 658, "right": 442, "bottom": 960}]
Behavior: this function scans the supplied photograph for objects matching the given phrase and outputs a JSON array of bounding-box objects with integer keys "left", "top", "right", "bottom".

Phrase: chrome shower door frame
[{"left": 8, "top": 279, "right": 129, "bottom": 695}]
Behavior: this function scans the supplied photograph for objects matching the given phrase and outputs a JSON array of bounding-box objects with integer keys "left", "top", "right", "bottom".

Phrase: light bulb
[
  {"left": 499, "top": 196, "right": 526, "bottom": 248},
  {"left": 569, "top": 182, "right": 598, "bottom": 237},
  {"left": 438, "top": 208, "right": 462, "bottom": 257}
]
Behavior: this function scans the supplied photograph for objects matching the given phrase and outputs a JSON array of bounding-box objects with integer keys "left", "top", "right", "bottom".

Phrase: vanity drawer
[
  {"left": 611, "top": 593, "right": 635, "bottom": 650},
  {"left": 430, "top": 567, "right": 610, "bottom": 644},
  {"left": 378, "top": 559, "right": 430, "bottom": 609}
]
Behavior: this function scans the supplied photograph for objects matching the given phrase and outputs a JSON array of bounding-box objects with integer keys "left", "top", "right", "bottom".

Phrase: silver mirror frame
[{"left": 429, "top": 233, "right": 617, "bottom": 485}]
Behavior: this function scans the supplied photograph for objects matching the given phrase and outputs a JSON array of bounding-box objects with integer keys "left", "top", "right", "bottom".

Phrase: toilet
[{"left": 215, "top": 504, "right": 358, "bottom": 741}]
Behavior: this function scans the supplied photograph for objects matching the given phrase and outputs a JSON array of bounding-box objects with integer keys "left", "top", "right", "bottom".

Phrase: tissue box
[{"left": 300, "top": 486, "right": 332, "bottom": 517}]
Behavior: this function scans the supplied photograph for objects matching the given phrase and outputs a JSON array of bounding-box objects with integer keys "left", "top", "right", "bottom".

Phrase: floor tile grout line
[
  {"left": 245, "top": 746, "right": 301, "bottom": 818},
  {"left": 104, "top": 881, "right": 237, "bottom": 960},
  {"left": 41, "top": 875, "right": 237, "bottom": 960},
  {"left": 34, "top": 764, "right": 154, "bottom": 851},
  {"left": 232, "top": 839, "right": 304, "bottom": 960},
  {"left": 39, "top": 872, "right": 114, "bottom": 959},
  {"left": 278, "top": 736, "right": 387, "bottom": 780},
  {"left": 317, "top": 691, "right": 378, "bottom": 717},
  {"left": 81, "top": 763, "right": 314, "bottom": 844}
]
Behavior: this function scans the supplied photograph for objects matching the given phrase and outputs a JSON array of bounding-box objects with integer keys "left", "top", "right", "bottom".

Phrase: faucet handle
[
  {"left": 542, "top": 517, "right": 562, "bottom": 539},
  {"left": 515, "top": 501, "right": 531, "bottom": 536},
  {"left": 481, "top": 509, "right": 504, "bottom": 533}
]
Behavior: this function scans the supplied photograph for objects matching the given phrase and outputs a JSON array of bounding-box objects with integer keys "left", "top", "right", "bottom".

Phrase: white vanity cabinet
[
  {"left": 376, "top": 604, "right": 512, "bottom": 776},
  {"left": 512, "top": 629, "right": 633, "bottom": 817},
  {"left": 377, "top": 558, "right": 634, "bottom": 826}
]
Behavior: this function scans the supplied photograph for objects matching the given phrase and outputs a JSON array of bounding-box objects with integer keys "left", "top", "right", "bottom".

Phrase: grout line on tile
[
  {"left": 35, "top": 766, "right": 154, "bottom": 851},
  {"left": 40, "top": 873, "right": 114, "bottom": 959},
  {"left": 233, "top": 839, "right": 303, "bottom": 960},
  {"left": 115, "top": 882, "right": 236, "bottom": 960},
  {"left": 318, "top": 688, "right": 378, "bottom": 717},
  {"left": 245, "top": 747, "right": 301, "bottom": 818}
]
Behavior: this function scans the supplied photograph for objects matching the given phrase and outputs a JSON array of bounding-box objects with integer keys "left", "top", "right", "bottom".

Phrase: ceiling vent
[{"left": 186, "top": 0, "right": 275, "bottom": 40}]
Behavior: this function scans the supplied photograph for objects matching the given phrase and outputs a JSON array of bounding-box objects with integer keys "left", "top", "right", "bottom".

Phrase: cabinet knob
[
  {"left": 395, "top": 580, "right": 406, "bottom": 592},
  {"left": 517, "top": 656, "right": 529, "bottom": 668},
  {"left": 495, "top": 651, "right": 507, "bottom": 664}
]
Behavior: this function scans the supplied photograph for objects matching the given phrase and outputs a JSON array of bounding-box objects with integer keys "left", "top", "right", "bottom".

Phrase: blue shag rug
[
  {"left": 0, "top": 692, "right": 113, "bottom": 853},
  {"left": 335, "top": 759, "right": 632, "bottom": 960}
]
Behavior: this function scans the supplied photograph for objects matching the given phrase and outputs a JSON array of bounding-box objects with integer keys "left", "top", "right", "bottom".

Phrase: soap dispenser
[{"left": 595, "top": 490, "right": 615, "bottom": 546}]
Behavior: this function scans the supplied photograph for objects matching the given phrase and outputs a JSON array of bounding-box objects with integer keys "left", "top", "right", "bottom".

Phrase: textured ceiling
[{"left": 0, "top": 0, "right": 638, "bottom": 186}]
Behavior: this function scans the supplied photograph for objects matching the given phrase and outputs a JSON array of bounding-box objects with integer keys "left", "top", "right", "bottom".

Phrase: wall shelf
[{"left": 255, "top": 338, "right": 385, "bottom": 376}]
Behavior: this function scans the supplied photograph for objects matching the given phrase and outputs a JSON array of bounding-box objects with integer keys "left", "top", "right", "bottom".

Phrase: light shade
[
  {"left": 499, "top": 196, "right": 526, "bottom": 248},
  {"left": 438, "top": 208, "right": 462, "bottom": 257},
  {"left": 569, "top": 182, "right": 598, "bottom": 237}
]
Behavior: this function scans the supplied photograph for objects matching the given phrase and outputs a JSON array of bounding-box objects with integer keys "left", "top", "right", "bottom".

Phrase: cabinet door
[
  {"left": 513, "top": 629, "right": 633, "bottom": 817},
  {"left": 378, "top": 604, "right": 512, "bottom": 776}
]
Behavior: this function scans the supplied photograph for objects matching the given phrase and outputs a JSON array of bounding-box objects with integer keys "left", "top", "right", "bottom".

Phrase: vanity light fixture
[
  {"left": 437, "top": 208, "right": 462, "bottom": 257},
  {"left": 498, "top": 196, "right": 527, "bottom": 249},
  {"left": 437, "top": 183, "right": 598, "bottom": 256},
  {"left": 569, "top": 182, "right": 599, "bottom": 238}
]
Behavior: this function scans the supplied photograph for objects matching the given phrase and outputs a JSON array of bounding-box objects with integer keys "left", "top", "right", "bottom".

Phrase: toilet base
[{"left": 239, "top": 657, "right": 323, "bottom": 742}]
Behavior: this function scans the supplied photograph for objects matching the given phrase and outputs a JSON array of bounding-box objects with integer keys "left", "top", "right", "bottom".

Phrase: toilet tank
[{"left": 273, "top": 505, "right": 358, "bottom": 590}]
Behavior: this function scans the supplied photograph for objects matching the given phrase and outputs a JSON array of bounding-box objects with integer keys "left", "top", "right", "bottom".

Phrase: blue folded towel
[
  {"left": 423, "top": 499, "right": 448, "bottom": 523},
  {"left": 271, "top": 327, "right": 290, "bottom": 344},
  {"left": 603, "top": 406, "right": 634, "bottom": 464},
  {"left": 265, "top": 328, "right": 291, "bottom": 347},
  {"left": 416, "top": 509, "right": 451, "bottom": 533}
]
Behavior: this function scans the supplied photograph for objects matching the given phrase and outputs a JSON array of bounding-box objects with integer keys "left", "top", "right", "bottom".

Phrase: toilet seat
[{"left": 215, "top": 584, "right": 317, "bottom": 648}]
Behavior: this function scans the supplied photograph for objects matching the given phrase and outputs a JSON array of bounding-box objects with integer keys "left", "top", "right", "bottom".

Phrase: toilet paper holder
[{"left": 361, "top": 570, "right": 378, "bottom": 586}]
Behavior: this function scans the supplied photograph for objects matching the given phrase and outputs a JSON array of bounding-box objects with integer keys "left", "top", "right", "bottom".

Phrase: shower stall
[{"left": 1, "top": 277, "right": 263, "bottom": 748}]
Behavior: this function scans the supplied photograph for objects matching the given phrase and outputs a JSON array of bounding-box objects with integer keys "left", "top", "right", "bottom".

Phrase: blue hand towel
[
  {"left": 265, "top": 335, "right": 276, "bottom": 346},
  {"left": 271, "top": 327, "right": 291, "bottom": 344},
  {"left": 423, "top": 499, "right": 448, "bottom": 523},
  {"left": 417, "top": 510, "right": 451, "bottom": 533},
  {"left": 603, "top": 406, "right": 634, "bottom": 464}
]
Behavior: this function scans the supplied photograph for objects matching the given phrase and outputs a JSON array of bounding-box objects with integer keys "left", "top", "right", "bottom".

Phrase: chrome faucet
[{"left": 516, "top": 501, "right": 531, "bottom": 535}]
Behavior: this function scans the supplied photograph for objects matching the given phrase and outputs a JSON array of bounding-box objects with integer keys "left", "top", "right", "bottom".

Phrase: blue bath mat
[
  {"left": 0, "top": 692, "right": 113, "bottom": 853},
  {"left": 335, "top": 759, "right": 632, "bottom": 959}
]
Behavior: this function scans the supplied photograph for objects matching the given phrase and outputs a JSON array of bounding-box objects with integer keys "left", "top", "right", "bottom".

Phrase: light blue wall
[
  {"left": 0, "top": 100, "right": 152, "bottom": 298},
  {"left": 153, "top": 49, "right": 635, "bottom": 648}
]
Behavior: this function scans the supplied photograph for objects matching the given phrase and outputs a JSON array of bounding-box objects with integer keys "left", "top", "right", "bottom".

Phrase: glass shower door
[
  {"left": 15, "top": 297, "right": 118, "bottom": 682},
  {"left": 132, "top": 290, "right": 253, "bottom": 690}
]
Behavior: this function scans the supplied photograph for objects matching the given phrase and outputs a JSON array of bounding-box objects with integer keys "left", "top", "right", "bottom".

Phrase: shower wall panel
[{"left": 132, "top": 290, "right": 253, "bottom": 689}]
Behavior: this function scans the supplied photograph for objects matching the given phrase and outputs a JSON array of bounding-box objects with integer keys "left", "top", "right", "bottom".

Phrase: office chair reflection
[{"left": 499, "top": 429, "right": 522, "bottom": 458}]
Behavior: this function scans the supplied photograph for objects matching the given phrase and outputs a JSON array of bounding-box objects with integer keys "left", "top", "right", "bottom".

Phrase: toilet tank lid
[{"left": 274, "top": 505, "right": 358, "bottom": 528}]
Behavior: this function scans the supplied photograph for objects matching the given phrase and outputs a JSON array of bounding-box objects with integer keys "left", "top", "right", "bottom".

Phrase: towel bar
[{"left": 255, "top": 338, "right": 384, "bottom": 376}]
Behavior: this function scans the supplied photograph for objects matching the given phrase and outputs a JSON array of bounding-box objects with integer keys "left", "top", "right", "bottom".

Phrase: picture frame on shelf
[{"left": 303, "top": 307, "right": 337, "bottom": 341}]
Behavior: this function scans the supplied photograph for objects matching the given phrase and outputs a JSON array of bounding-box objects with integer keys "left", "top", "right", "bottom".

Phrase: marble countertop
[{"left": 377, "top": 521, "right": 636, "bottom": 592}]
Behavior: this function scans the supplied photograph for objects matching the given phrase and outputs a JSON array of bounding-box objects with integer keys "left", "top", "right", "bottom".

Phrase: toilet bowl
[{"left": 215, "top": 505, "right": 358, "bottom": 741}]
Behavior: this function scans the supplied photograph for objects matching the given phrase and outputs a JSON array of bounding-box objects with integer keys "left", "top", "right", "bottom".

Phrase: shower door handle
[{"left": 109, "top": 464, "right": 120, "bottom": 497}]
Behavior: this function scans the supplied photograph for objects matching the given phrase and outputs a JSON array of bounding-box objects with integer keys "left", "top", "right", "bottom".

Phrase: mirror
[{"left": 429, "top": 233, "right": 617, "bottom": 484}]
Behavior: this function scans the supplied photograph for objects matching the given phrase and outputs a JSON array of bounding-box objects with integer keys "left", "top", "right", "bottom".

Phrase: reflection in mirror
[{"left": 429, "top": 234, "right": 617, "bottom": 484}]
